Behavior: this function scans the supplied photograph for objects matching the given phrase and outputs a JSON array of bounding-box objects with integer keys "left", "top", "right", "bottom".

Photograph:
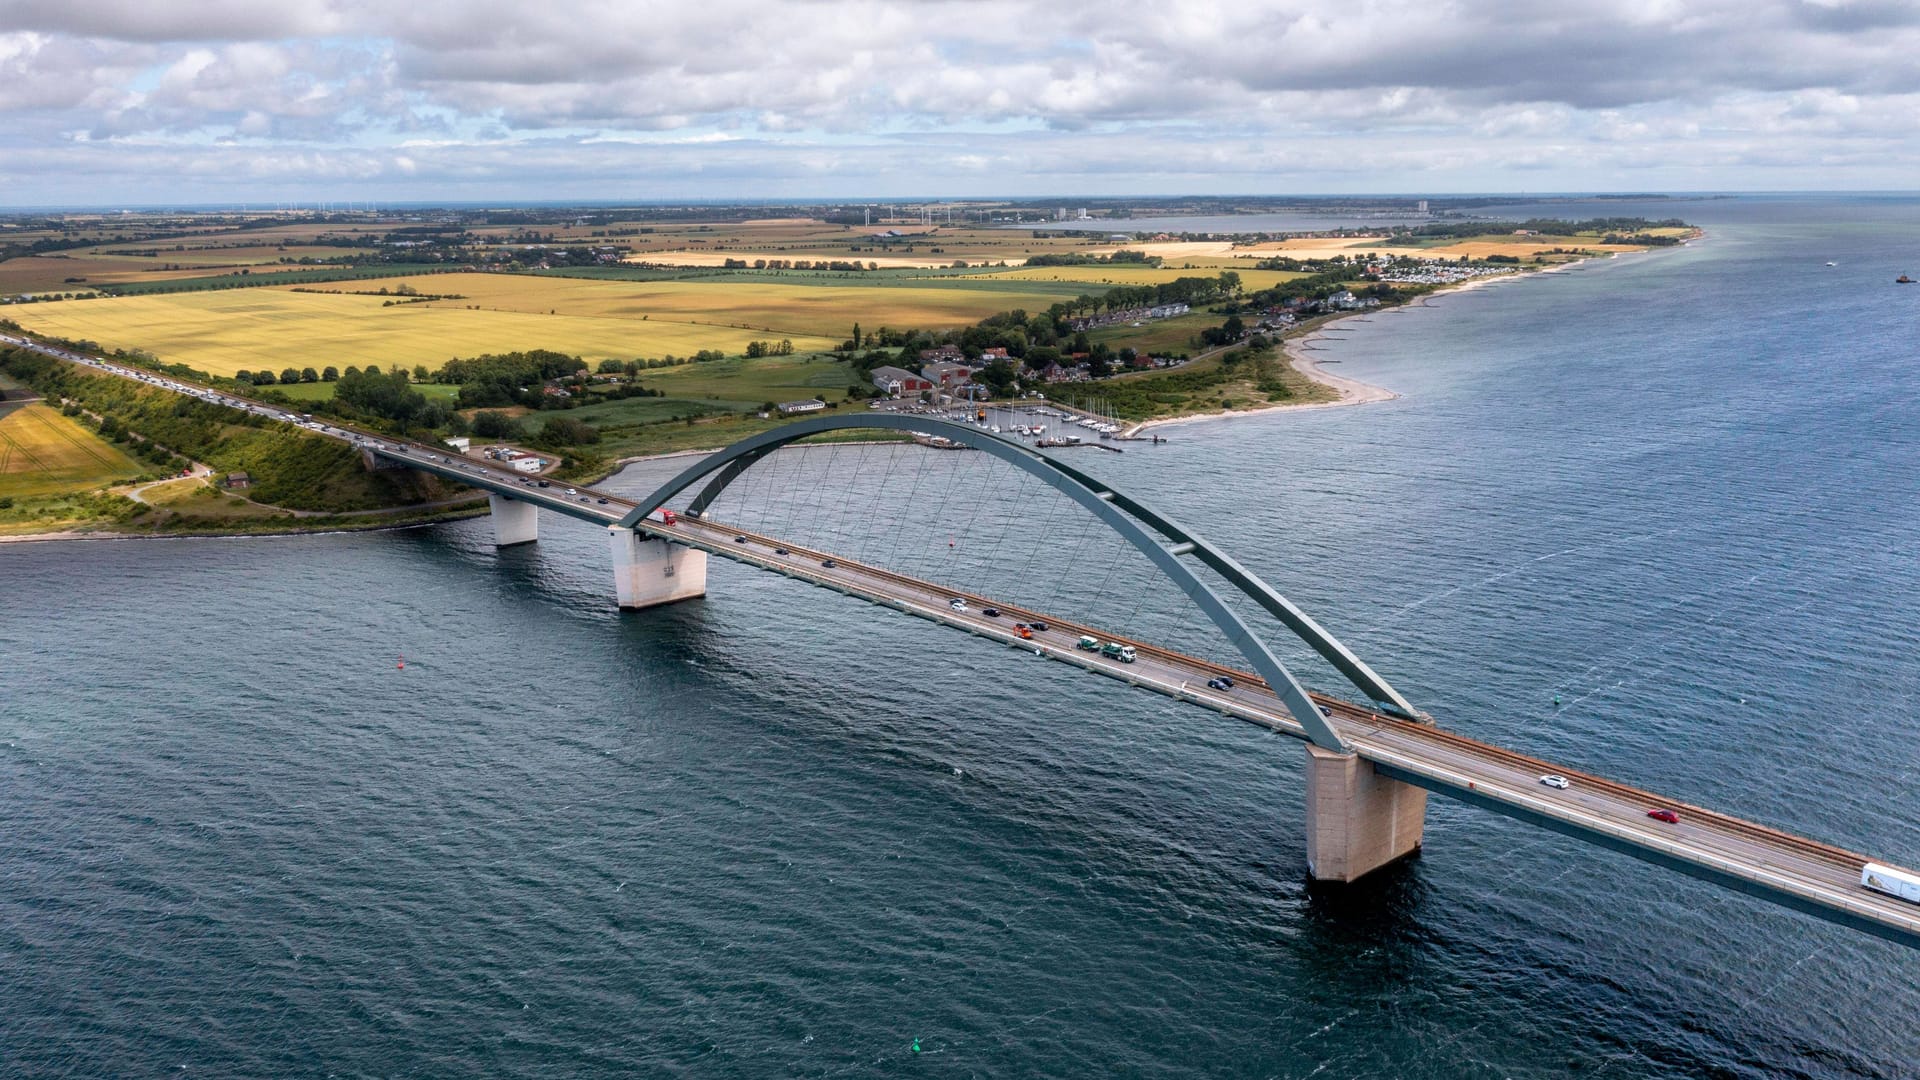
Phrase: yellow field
[
  {"left": 0, "top": 402, "right": 146, "bottom": 498},
  {"left": 989, "top": 265, "right": 1308, "bottom": 291},
  {"left": 4, "top": 288, "right": 839, "bottom": 377}
]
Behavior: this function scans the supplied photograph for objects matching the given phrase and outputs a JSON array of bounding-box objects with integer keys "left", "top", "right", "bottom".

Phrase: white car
[
  {"left": 1539, "top": 774, "right": 1570, "bottom": 790},
  {"left": 948, "top": 598, "right": 969, "bottom": 613}
]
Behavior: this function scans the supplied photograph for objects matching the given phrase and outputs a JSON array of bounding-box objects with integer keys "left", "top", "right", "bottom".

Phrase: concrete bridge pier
[
  {"left": 609, "top": 526, "right": 708, "bottom": 609},
  {"left": 1303, "top": 744, "right": 1427, "bottom": 882},
  {"left": 489, "top": 493, "right": 538, "bottom": 546}
]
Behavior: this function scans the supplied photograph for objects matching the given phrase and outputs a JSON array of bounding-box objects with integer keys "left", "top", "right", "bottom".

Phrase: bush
[{"left": 471, "top": 410, "right": 521, "bottom": 439}]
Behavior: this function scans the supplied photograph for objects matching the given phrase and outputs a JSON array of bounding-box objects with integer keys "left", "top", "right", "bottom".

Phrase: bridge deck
[{"left": 12, "top": 332, "right": 1918, "bottom": 949}]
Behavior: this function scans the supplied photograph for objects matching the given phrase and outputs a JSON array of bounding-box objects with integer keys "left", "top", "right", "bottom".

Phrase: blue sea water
[{"left": 3, "top": 195, "right": 1919, "bottom": 1077}]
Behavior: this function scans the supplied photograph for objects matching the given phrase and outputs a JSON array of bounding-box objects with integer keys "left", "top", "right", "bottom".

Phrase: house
[
  {"left": 443, "top": 436, "right": 471, "bottom": 452},
  {"left": 917, "top": 344, "right": 964, "bottom": 364},
  {"left": 979, "top": 347, "right": 1011, "bottom": 363},
  {"left": 870, "top": 365, "right": 932, "bottom": 396},
  {"left": 921, "top": 361, "right": 972, "bottom": 388},
  {"left": 222, "top": 471, "right": 251, "bottom": 489},
  {"left": 777, "top": 398, "right": 827, "bottom": 415}
]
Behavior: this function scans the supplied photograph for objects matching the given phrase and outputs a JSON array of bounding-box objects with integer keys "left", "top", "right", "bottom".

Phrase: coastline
[{"left": 1128, "top": 246, "right": 1659, "bottom": 435}]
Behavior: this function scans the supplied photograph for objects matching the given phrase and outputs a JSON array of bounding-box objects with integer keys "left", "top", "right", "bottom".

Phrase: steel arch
[{"left": 621, "top": 414, "right": 1420, "bottom": 750}]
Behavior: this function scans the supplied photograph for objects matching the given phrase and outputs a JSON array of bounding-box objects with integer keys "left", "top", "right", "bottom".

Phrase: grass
[
  {"left": 1085, "top": 312, "right": 1222, "bottom": 356},
  {"left": 0, "top": 401, "right": 147, "bottom": 498},
  {"left": 638, "top": 353, "right": 860, "bottom": 409}
]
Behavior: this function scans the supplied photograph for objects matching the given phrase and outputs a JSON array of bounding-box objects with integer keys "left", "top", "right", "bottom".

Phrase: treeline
[
  {"left": 721, "top": 258, "right": 877, "bottom": 271},
  {"left": 441, "top": 349, "right": 589, "bottom": 408},
  {"left": 1023, "top": 250, "right": 1162, "bottom": 267}
]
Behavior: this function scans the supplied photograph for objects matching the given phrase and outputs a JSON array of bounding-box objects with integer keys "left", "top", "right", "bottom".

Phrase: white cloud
[{"left": 0, "top": 0, "right": 1918, "bottom": 201}]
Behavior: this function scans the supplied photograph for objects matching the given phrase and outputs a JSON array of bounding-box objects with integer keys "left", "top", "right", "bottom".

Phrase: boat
[
  {"left": 1899, "top": 275, "right": 1915, "bottom": 284},
  {"left": 1826, "top": 261, "right": 1837, "bottom": 267}
]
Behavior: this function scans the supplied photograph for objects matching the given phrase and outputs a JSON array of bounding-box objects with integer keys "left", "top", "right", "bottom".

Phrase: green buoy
[{"left": 911, "top": 1038, "right": 921, "bottom": 1053}]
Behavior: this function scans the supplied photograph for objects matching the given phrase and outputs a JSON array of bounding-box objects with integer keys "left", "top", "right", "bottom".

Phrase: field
[
  {"left": 2, "top": 287, "right": 844, "bottom": 378},
  {"left": 988, "top": 265, "right": 1307, "bottom": 292},
  {"left": 3, "top": 270, "right": 1092, "bottom": 378},
  {"left": 1085, "top": 312, "right": 1223, "bottom": 356},
  {"left": 0, "top": 401, "right": 146, "bottom": 498}
]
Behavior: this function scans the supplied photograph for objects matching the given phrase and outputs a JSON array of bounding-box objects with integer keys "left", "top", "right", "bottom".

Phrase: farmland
[
  {"left": 1, "top": 271, "right": 1088, "bottom": 378},
  {"left": 0, "top": 400, "right": 146, "bottom": 498}
]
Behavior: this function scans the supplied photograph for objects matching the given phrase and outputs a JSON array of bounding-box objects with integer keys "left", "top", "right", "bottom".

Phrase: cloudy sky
[{"left": 2, "top": 0, "right": 1917, "bottom": 206}]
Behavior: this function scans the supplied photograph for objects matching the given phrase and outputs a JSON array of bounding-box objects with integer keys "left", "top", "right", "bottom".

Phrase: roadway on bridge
[{"left": 9, "top": 332, "right": 1918, "bottom": 948}]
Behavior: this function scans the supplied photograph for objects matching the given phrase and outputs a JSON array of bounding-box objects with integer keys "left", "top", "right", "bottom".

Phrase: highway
[{"left": 7, "top": 330, "right": 1919, "bottom": 949}]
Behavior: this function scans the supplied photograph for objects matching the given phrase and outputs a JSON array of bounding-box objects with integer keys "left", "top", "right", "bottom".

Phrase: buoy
[
  {"left": 1552, "top": 695, "right": 1560, "bottom": 706},
  {"left": 911, "top": 1039, "right": 921, "bottom": 1054},
  {"left": 397, "top": 656, "right": 406, "bottom": 670}
]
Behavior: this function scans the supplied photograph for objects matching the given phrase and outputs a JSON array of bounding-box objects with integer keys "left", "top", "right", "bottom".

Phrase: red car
[{"left": 1647, "top": 809, "right": 1680, "bottom": 824}]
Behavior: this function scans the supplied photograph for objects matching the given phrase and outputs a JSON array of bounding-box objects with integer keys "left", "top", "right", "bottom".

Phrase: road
[{"left": 7, "top": 330, "right": 1918, "bottom": 949}]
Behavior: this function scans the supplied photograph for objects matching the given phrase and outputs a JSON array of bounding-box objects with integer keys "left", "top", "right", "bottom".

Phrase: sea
[{"left": 3, "top": 194, "right": 1917, "bottom": 1078}]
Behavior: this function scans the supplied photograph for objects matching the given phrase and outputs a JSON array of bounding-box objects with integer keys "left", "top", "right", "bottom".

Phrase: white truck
[{"left": 1861, "top": 863, "right": 1920, "bottom": 904}]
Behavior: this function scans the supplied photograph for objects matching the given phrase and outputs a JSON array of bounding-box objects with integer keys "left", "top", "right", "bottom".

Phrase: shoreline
[{"left": 1128, "top": 246, "right": 1658, "bottom": 435}]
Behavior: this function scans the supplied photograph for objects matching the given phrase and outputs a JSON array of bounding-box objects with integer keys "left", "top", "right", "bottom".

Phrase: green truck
[{"left": 1100, "top": 641, "right": 1138, "bottom": 663}]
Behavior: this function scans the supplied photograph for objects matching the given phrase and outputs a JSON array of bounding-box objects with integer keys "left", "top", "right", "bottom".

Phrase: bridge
[{"left": 10, "top": 332, "right": 1920, "bottom": 951}]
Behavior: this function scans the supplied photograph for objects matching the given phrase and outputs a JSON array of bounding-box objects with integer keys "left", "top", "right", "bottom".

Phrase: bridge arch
[{"left": 620, "top": 414, "right": 1420, "bottom": 751}]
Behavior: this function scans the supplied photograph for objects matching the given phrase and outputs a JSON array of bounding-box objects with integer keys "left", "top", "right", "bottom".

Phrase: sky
[{"left": 2, "top": 0, "right": 1918, "bottom": 206}]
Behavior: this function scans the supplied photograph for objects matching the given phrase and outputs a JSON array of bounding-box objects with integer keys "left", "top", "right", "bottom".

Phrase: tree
[
  {"left": 335, "top": 366, "right": 424, "bottom": 422},
  {"left": 254, "top": 370, "right": 277, "bottom": 385},
  {"left": 300, "top": 367, "right": 319, "bottom": 383},
  {"left": 413, "top": 364, "right": 430, "bottom": 381},
  {"left": 280, "top": 367, "right": 300, "bottom": 384},
  {"left": 851, "top": 322, "right": 862, "bottom": 348},
  {"left": 472, "top": 410, "right": 520, "bottom": 439},
  {"left": 598, "top": 358, "right": 625, "bottom": 374},
  {"left": 235, "top": 369, "right": 253, "bottom": 383},
  {"left": 322, "top": 366, "right": 339, "bottom": 381},
  {"left": 363, "top": 364, "right": 381, "bottom": 375},
  {"left": 537, "top": 415, "right": 599, "bottom": 446}
]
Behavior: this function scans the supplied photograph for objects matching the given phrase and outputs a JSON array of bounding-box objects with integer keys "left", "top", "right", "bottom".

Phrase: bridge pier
[
  {"left": 609, "top": 526, "right": 707, "bottom": 609},
  {"left": 1303, "top": 744, "right": 1427, "bottom": 882},
  {"left": 489, "top": 493, "right": 539, "bottom": 546}
]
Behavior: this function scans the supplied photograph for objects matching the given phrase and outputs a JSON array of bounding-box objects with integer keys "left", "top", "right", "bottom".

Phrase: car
[
  {"left": 821, "top": 559, "right": 836, "bottom": 568},
  {"left": 948, "top": 598, "right": 969, "bottom": 613},
  {"left": 1077, "top": 635, "right": 1101, "bottom": 651},
  {"left": 537, "top": 481, "right": 550, "bottom": 488},
  {"left": 981, "top": 607, "right": 1001, "bottom": 618},
  {"left": 1016, "top": 626, "right": 1033, "bottom": 640},
  {"left": 1028, "top": 621, "right": 1048, "bottom": 632},
  {"left": 597, "top": 498, "right": 609, "bottom": 504},
  {"left": 1206, "top": 677, "right": 1233, "bottom": 691},
  {"left": 1539, "top": 775, "right": 1570, "bottom": 790},
  {"left": 774, "top": 547, "right": 789, "bottom": 555},
  {"left": 579, "top": 497, "right": 590, "bottom": 503},
  {"left": 1318, "top": 706, "right": 1333, "bottom": 718},
  {"left": 734, "top": 535, "right": 749, "bottom": 543},
  {"left": 1647, "top": 808, "right": 1680, "bottom": 824},
  {"left": 565, "top": 488, "right": 578, "bottom": 495}
]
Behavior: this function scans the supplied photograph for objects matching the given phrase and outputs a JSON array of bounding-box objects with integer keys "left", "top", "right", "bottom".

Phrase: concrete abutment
[
  {"left": 489, "top": 493, "right": 538, "bottom": 546},
  {"left": 609, "top": 526, "right": 708, "bottom": 609},
  {"left": 1303, "top": 743, "right": 1427, "bottom": 882}
]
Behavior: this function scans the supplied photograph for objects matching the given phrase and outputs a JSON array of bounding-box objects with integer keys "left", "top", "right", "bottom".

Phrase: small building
[
  {"left": 223, "top": 471, "right": 251, "bottom": 489},
  {"left": 777, "top": 398, "right": 827, "bottom": 415},
  {"left": 979, "top": 347, "right": 1011, "bottom": 363},
  {"left": 510, "top": 456, "right": 543, "bottom": 473},
  {"left": 443, "top": 436, "right": 471, "bottom": 452},
  {"left": 921, "top": 361, "right": 972, "bottom": 388},
  {"left": 870, "top": 365, "right": 932, "bottom": 396},
  {"left": 917, "top": 343, "right": 964, "bottom": 364}
]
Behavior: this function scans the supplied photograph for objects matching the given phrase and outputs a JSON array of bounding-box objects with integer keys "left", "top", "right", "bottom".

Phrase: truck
[
  {"left": 1100, "top": 642, "right": 1137, "bottom": 663},
  {"left": 1077, "top": 635, "right": 1101, "bottom": 651},
  {"left": 658, "top": 508, "right": 678, "bottom": 525},
  {"left": 1862, "top": 863, "right": 1920, "bottom": 904}
]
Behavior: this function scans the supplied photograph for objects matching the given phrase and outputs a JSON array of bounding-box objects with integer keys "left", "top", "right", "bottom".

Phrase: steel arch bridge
[{"left": 620, "top": 412, "right": 1421, "bottom": 752}]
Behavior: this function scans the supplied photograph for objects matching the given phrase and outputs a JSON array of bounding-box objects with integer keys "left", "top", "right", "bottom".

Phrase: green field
[
  {"left": 1086, "top": 312, "right": 1221, "bottom": 356},
  {"left": 0, "top": 401, "right": 146, "bottom": 498}
]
